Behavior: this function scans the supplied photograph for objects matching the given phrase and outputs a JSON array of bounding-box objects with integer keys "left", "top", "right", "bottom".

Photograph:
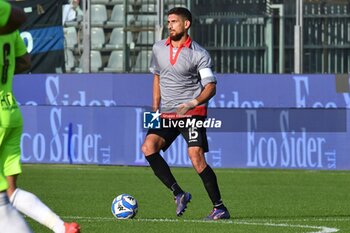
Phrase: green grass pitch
[{"left": 18, "top": 164, "right": 350, "bottom": 233}]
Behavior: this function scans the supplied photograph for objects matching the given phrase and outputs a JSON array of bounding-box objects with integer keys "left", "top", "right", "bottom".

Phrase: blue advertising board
[{"left": 13, "top": 73, "right": 350, "bottom": 170}]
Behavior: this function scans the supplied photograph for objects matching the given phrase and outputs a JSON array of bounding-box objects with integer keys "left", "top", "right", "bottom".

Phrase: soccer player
[
  {"left": 0, "top": 1, "right": 33, "bottom": 232},
  {"left": 0, "top": 1, "right": 80, "bottom": 232},
  {"left": 142, "top": 7, "right": 230, "bottom": 220}
]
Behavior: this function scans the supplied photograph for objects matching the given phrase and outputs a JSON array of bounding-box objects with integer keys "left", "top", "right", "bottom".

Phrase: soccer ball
[{"left": 111, "top": 194, "right": 138, "bottom": 219}]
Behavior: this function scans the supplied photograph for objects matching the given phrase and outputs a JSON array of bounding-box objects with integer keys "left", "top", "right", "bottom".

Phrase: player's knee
[
  {"left": 141, "top": 141, "right": 156, "bottom": 156},
  {"left": 192, "top": 160, "right": 207, "bottom": 173},
  {"left": 142, "top": 135, "right": 164, "bottom": 156},
  {"left": 141, "top": 143, "right": 149, "bottom": 155}
]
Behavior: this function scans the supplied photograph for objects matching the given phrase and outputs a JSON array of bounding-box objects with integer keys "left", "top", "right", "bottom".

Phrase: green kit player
[
  {"left": 0, "top": 1, "right": 33, "bottom": 232},
  {"left": 0, "top": 1, "right": 80, "bottom": 232}
]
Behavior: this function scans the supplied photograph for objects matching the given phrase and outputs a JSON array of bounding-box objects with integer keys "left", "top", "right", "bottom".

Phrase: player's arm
[
  {"left": 15, "top": 53, "right": 31, "bottom": 74},
  {"left": 14, "top": 30, "right": 31, "bottom": 74},
  {"left": 0, "top": 4, "right": 27, "bottom": 35},
  {"left": 176, "top": 64, "right": 217, "bottom": 115},
  {"left": 152, "top": 74, "right": 161, "bottom": 111},
  {"left": 193, "top": 82, "right": 216, "bottom": 105},
  {"left": 176, "top": 82, "right": 216, "bottom": 115}
]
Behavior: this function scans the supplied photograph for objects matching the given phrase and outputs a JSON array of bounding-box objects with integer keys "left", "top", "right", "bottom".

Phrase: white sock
[
  {"left": 10, "top": 188, "right": 65, "bottom": 233},
  {"left": 0, "top": 192, "right": 32, "bottom": 233}
]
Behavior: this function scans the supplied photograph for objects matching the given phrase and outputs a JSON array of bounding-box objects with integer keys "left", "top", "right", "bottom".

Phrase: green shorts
[{"left": 0, "top": 126, "right": 22, "bottom": 191}]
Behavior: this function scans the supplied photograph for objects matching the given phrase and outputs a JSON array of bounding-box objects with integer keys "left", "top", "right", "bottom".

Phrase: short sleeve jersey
[
  {"left": 0, "top": 30, "right": 27, "bottom": 127},
  {"left": 0, "top": 1, "right": 11, "bottom": 28},
  {"left": 149, "top": 36, "right": 216, "bottom": 116}
]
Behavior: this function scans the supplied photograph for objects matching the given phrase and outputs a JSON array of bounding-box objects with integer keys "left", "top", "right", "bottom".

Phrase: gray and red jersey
[{"left": 149, "top": 36, "right": 216, "bottom": 117}]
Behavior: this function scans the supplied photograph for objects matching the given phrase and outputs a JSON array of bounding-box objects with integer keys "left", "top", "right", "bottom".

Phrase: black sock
[
  {"left": 199, "top": 165, "right": 225, "bottom": 209},
  {"left": 146, "top": 153, "right": 184, "bottom": 196}
]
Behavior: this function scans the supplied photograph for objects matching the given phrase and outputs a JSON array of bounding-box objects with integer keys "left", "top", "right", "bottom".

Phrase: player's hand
[{"left": 176, "top": 99, "right": 199, "bottom": 115}]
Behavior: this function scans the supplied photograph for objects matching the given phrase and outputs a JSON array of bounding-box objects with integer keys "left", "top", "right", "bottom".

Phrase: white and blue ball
[{"left": 111, "top": 194, "right": 138, "bottom": 219}]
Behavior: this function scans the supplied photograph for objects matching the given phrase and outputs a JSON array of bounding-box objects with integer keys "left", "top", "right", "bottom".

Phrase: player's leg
[
  {"left": 142, "top": 128, "right": 190, "bottom": 216},
  {"left": 187, "top": 146, "right": 230, "bottom": 219},
  {"left": 4, "top": 126, "right": 80, "bottom": 233},
  {"left": 182, "top": 121, "right": 230, "bottom": 220},
  {"left": 187, "top": 145, "right": 225, "bottom": 208},
  {"left": 0, "top": 191, "right": 33, "bottom": 233},
  {"left": 7, "top": 176, "right": 68, "bottom": 233},
  {"left": 0, "top": 128, "right": 32, "bottom": 232},
  {"left": 142, "top": 130, "right": 185, "bottom": 194}
]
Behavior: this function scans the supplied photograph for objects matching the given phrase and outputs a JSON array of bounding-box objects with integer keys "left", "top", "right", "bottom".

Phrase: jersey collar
[
  {"left": 165, "top": 36, "right": 192, "bottom": 65},
  {"left": 165, "top": 36, "right": 192, "bottom": 48}
]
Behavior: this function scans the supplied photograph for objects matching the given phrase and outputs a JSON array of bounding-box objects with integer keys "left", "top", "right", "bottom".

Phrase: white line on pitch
[{"left": 63, "top": 216, "right": 339, "bottom": 233}]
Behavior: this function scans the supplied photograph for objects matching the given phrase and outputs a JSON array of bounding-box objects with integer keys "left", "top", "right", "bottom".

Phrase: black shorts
[{"left": 147, "top": 117, "right": 209, "bottom": 152}]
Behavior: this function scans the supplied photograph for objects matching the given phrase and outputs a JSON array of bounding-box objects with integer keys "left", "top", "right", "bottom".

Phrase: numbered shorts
[
  {"left": 147, "top": 117, "right": 209, "bottom": 152},
  {"left": 0, "top": 126, "right": 22, "bottom": 191}
]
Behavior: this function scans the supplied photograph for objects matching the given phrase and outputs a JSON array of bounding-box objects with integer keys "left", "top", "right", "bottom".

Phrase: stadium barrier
[{"left": 14, "top": 73, "right": 350, "bottom": 170}]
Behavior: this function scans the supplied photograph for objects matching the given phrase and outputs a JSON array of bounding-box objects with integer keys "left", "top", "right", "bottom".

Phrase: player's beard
[{"left": 169, "top": 30, "right": 185, "bottom": 42}]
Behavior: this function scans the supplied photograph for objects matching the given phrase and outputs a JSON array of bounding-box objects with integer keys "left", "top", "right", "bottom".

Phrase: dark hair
[{"left": 167, "top": 7, "right": 192, "bottom": 27}]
